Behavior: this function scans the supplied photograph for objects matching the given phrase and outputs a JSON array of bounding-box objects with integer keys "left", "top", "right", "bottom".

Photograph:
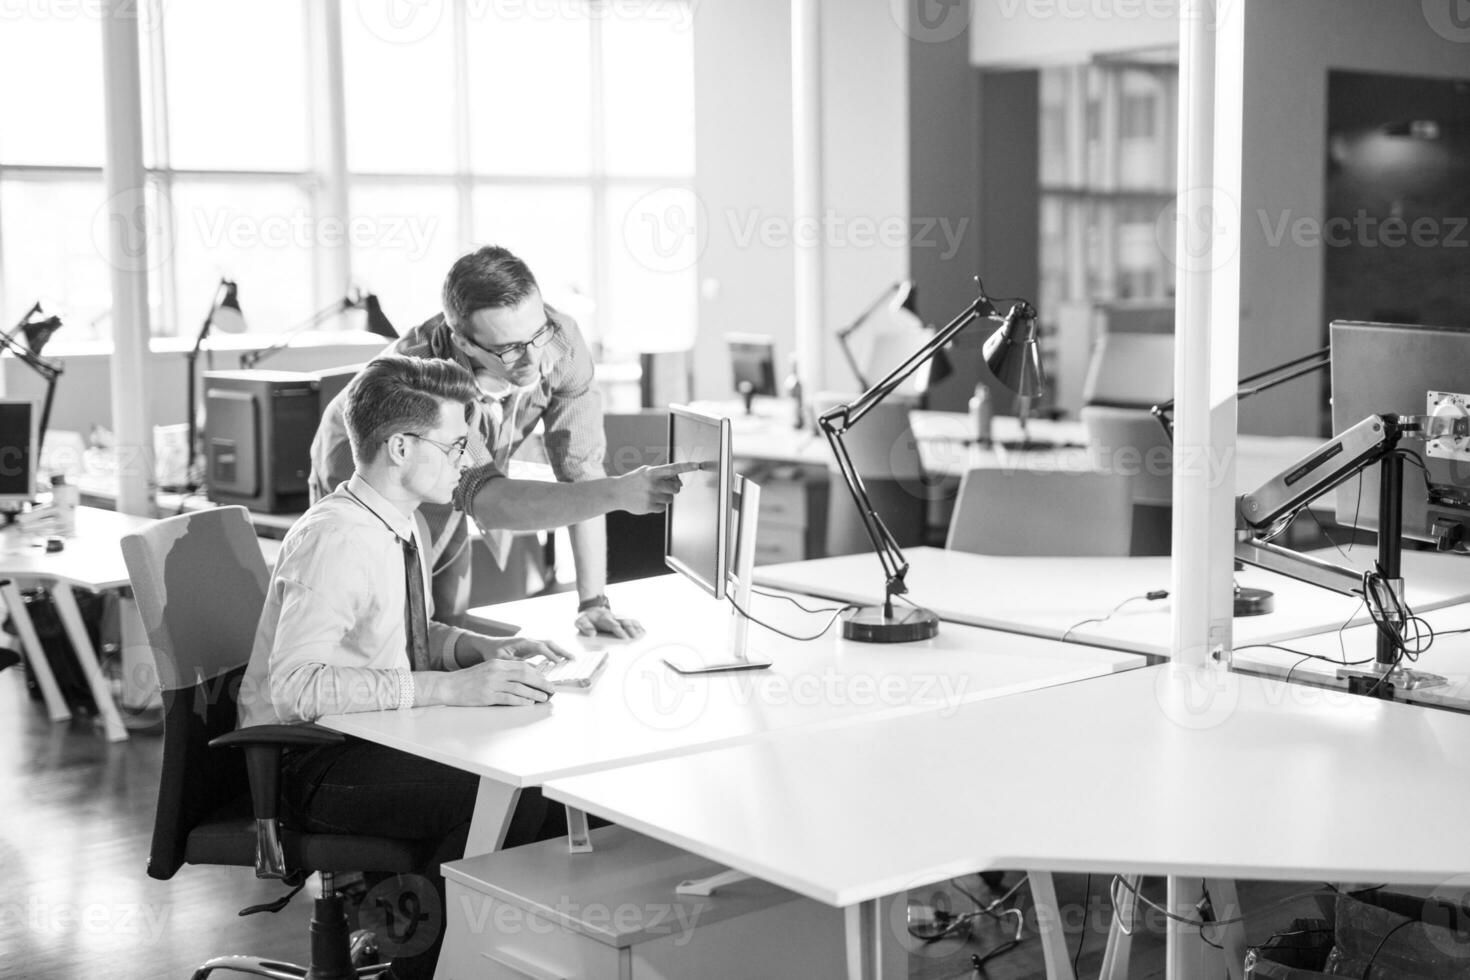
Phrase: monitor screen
[
  {"left": 665, "top": 406, "right": 731, "bottom": 599},
  {"left": 1331, "top": 320, "right": 1470, "bottom": 548},
  {"left": 0, "top": 400, "right": 36, "bottom": 504},
  {"left": 727, "top": 334, "right": 777, "bottom": 398}
]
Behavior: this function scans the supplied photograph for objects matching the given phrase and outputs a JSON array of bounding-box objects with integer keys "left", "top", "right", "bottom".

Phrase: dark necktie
[{"left": 402, "top": 535, "right": 430, "bottom": 670}]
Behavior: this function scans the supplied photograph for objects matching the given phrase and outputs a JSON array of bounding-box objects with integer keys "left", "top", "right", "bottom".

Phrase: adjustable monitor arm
[
  {"left": 818, "top": 294, "right": 1015, "bottom": 619},
  {"left": 1234, "top": 412, "right": 1467, "bottom": 671}
]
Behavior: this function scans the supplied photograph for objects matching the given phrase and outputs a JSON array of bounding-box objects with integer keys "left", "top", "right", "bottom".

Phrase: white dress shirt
[{"left": 239, "top": 473, "right": 469, "bottom": 726}]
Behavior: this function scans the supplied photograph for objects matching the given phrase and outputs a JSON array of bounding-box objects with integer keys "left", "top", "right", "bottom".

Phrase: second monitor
[{"left": 727, "top": 333, "right": 777, "bottom": 415}]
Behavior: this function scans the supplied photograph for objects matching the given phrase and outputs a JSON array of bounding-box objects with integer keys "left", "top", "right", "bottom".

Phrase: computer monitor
[
  {"left": 665, "top": 406, "right": 732, "bottom": 599},
  {"left": 663, "top": 404, "right": 770, "bottom": 673},
  {"left": 1331, "top": 320, "right": 1470, "bottom": 549},
  {"left": 727, "top": 333, "right": 777, "bottom": 414},
  {"left": 0, "top": 400, "right": 36, "bottom": 509}
]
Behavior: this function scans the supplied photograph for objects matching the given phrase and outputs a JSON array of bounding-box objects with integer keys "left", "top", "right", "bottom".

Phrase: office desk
[
  {"left": 2, "top": 506, "right": 283, "bottom": 741},
  {"left": 755, "top": 546, "right": 1470, "bottom": 658},
  {"left": 319, "top": 574, "right": 1140, "bottom": 859},
  {"left": 2, "top": 507, "right": 169, "bottom": 741},
  {"left": 545, "top": 664, "right": 1470, "bottom": 979},
  {"left": 1231, "top": 600, "right": 1470, "bottom": 709}
]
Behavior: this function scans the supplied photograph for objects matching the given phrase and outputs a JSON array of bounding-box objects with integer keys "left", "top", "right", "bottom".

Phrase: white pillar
[
  {"left": 100, "top": 0, "right": 155, "bottom": 517},
  {"left": 1167, "top": 0, "right": 1246, "bottom": 976},
  {"left": 791, "top": 0, "right": 825, "bottom": 393},
  {"left": 310, "top": 0, "right": 351, "bottom": 302}
]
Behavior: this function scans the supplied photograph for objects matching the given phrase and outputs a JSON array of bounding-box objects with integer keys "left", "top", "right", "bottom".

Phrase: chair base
[{"left": 190, "top": 954, "right": 390, "bottom": 980}]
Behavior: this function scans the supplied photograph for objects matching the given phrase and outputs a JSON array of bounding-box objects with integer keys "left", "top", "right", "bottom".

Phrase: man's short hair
[
  {"left": 344, "top": 355, "right": 478, "bottom": 466},
  {"left": 442, "top": 245, "right": 540, "bottom": 332}
]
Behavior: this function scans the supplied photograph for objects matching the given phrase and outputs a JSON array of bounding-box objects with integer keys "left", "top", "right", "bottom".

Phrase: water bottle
[
  {"left": 50, "top": 474, "right": 78, "bottom": 536},
  {"left": 785, "top": 354, "right": 805, "bottom": 430},
  {"left": 969, "top": 382, "right": 993, "bottom": 446}
]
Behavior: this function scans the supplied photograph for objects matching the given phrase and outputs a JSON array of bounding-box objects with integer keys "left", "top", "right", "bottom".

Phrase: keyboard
[{"left": 528, "top": 649, "right": 609, "bottom": 689}]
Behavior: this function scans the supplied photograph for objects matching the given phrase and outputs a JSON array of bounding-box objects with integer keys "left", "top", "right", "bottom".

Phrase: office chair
[
  {"left": 122, "top": 506, "right": 427, "bottom": 979},
  {"left": 1078, "top": 330, "right": 1176, "bottom": 555},
  {"left": 946, "top": 468, "right": 1135, "bottom": 556},
  {"left": 602, "top": 410, "right": 671, "bottom": 583}
]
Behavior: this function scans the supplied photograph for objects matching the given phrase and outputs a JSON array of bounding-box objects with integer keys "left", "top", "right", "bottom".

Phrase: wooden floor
[{"left": 2, "top": 666, "right": 1323, "bottom": 980}]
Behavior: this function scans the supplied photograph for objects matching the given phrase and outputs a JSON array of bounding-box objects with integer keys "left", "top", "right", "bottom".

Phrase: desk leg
[
  {"left": 1029, "top": 872, "right": 1077, "bottom": 980},
  {"left": 842, "top": 895, "right": 905, "bottom": 980},
  {"left": 1099, "top": 874, "right": 1139, "bottom": 980},
  {"left": 464, "top": 777, "right": 522, "bottom": 856},
  {"left": 1203, "top": 878, "right": 1247, "bottom": 980},
  {"left": 52, "top": 584, "right": 127, "bottom": 742},
  {"left": 0, "top": 578, "right": 70, "bottom": 723}
]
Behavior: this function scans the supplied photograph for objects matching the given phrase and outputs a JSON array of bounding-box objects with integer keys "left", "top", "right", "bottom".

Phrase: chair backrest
[
  {"left": 121, "top": 506, "right": 270, "bottom": 879},
  {"left": 602, "top": 411, "right": 672, "bottom": 581},
  {"left": 1081, "top": 331, "right": 1175, "bottom": 410},
  {"left": 946, "top": 468, "right": 1135, "bottom": 556},
  {"left": 1080, "top": 405, "right": 1173, "bottom": 506}
]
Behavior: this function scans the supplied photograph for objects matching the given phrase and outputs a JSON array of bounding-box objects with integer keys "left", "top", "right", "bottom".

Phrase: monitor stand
[{"left": 663, "top": 475, "right": 774, "bottom": 675}]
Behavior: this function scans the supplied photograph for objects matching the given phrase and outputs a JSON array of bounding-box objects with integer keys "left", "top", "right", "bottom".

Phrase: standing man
[
  {"left": 311, "top": 245, "right": 687, "bottom": 635},
  {"left": 242, "top": 355, "right": 575, "bottom": 979}
]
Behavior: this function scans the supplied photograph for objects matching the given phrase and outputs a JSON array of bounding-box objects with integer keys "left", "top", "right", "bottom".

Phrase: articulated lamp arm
[{"left": 817, "top": 294, "right": 1021, "bottom": 613}]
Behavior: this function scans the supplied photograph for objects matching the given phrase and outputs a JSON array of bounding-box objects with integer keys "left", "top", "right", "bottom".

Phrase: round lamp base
[
  {"left": 1234, "top": 587, "right": 1275, "bottom": 617},
  {"left": 841, "top": 605, "right": 941, "bottom": 643}
]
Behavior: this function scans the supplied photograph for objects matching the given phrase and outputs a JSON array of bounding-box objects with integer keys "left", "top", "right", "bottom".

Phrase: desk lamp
[
  {"left": 835, "top": 280, "right": 920, "bottom": 389},
  {"left": 238, "top": 289, "right": 397, "bottom": 370},
  {"left": 1151, "top": 346, "right": 1332, "bottom": 616},
  {"left": 818, "top": 278, "right": 1044, "bottom": 642},
  {"left": 184, "top": 278, "right": 245, "bottom": 490},
  {"left": 4, "top": 302, "right": 65, "bottom": 454}
]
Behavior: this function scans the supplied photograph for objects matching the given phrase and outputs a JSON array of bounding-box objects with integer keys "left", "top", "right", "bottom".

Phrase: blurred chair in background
[
  {"left": 946, "top": 468, "right": 1135, "bottom": 557},
  {"left": 603, "top": 410, "right": 671, "bottom": 583},
  {"left": 1078, "top": 330, "right": 1175, "bottom": 555}
]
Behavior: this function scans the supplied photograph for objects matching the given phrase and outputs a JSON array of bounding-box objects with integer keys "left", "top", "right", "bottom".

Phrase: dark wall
[
  {"left": 1324, "top": 70, "right": 1470, "bottom": 334},
  {"left": 907, "top": 33, "right": 1040, "bottom": 413}
]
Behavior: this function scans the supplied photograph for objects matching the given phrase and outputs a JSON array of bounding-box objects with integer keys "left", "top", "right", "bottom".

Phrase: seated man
[
  {"left": 311, "top": 244, "right": 691, "bottom": 635},
  {"left": 241, "top": 355, "right": 583, "bottom": 979}
]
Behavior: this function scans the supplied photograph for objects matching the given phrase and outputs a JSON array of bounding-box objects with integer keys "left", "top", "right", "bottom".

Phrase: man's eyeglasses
[
  {"left": 455, "top": 321, "right": 558, "bottom": 366},
  {"left": 402, "top": 432, "right": 469, "bottom": 463}
]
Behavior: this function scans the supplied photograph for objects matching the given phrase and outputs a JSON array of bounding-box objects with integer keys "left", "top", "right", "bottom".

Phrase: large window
[{"left": 0, "top": 0, "right": 696, "bottom": 354}]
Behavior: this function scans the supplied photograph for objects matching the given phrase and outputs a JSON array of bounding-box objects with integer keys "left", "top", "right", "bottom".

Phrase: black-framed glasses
[
  {"left": 401, "top": 432, "right": 469, "bottom": 463},
  {"left": 455, "top": 320, "right": 558, "bottom": 366}
]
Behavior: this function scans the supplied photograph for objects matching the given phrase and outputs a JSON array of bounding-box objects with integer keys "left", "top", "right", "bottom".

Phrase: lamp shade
[
  {"left": 360, "top": 292, "right": 398, "bottom": 339},
  {"left": 211, "top": 279, "right": 247, "bottom": 335},
  {"left": 21, "top": 313, "right": 62, "bottom": 355},
  {"left": 981, "top": 302, "right": 1045, "bottom": 398}
]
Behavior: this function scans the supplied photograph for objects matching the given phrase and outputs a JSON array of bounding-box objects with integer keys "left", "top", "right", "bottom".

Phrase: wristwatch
[{"left": 577, "top": 594, "right": 611, "bottom": 613}]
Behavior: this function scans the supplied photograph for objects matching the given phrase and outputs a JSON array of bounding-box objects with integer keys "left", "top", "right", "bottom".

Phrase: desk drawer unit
[
  {"left": 741, "top": 462, "right": 828, "bottom": 563},
  {"left": 440, "top": 827, "right": 845, "bottom": 980}
]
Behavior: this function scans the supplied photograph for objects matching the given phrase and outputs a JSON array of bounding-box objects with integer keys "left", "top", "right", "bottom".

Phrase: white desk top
[
  {"left": 1232, "top": 601, "right": 1470, "bottom": 708},
  {"left": 546, "top": 664, "right": 1470, "bottom": 907},
  {"left": 755, "top": 546, "right": 1470, "bottom": 658},
  {"left": 0, "top": 506, "right": 166, "bottom": 590},
  {"left": 317, "top": 575, "right": 1141, "bottom": 787}
]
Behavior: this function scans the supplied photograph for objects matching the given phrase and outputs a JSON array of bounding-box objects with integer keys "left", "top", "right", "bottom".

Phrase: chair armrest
[
  {"left": 208, "top": 724, "right": 346, "bottom": 880},
  {"left": 209, "top": 723, "right": 346, "bottom": 750}
]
